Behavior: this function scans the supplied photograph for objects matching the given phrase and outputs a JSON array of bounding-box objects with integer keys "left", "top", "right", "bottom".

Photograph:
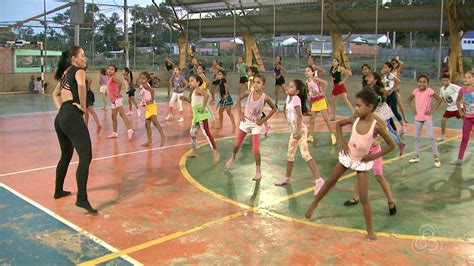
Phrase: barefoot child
[
  {"left": 225, "top": 74, "right": 277, "bottom": 181},
  {"left": 84, "top": 71, "right": 102, "bottom": 134},
  {"left": 451, "top": 71, "right": 474, "bottom": 165},
  {"left": 437, "top": 73, "right": 461, "bottom": 141},
  {"left": 139, "top": 72, "right": 166, "bottom": 147},
  {"left": 123, "top": 67, "right": 141, "bottom": 117},
  {"left": 106, "top": 64, "right": 134, "bottom": 140},
  {"left": 215, "top": 70, "right": 236, "bottom": 132},
  {"left": 166, "top": 67, "right": 188, "bottom": 123},
  {"left": 407, "top": 75, "right": 443, "bottom": 167},
  {"left": 98, "top": 68, "right": 108, "bottom": 110},
  {"left": 274, "top": 79, "right": 325, "bottom": 196},
  {"left": 181, "top": 74, "right": 219, "bottom": 163},
  {"left": 305, "top": 65, "right": 335, "bottom": 145},
  {"left": 306, "top": 88, "right": 396, "bottom": 241}
]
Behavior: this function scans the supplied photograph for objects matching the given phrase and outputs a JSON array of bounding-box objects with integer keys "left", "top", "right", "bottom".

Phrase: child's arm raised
[
  {"left": 361, "top": 121, "right": 396, "bottom": 162},
  {"left": 336, "top": 116, "right": 356, "bottom": 155},
  {"left": 258, "top": 95, "right": 277, "bottom": 125}
]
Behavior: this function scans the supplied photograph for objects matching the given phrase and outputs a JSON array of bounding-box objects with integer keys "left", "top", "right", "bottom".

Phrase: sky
[{"left": 0, "top": 0, "right": 161, "bottom": 30}]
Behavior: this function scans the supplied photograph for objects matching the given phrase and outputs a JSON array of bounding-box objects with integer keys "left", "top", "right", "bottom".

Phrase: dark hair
[
  {"left": 371, "top": 84, "right": 385, "bottom": 103},
  {"left": 108, "top": 64, "right": 117, "bottom": 72},
  {"left": 55, "top": 46, "right": 82, "bottom": 80},
  {"left": 197, "top": 64, "right": 206, "bottom": 70},
  {"left": 292, "top": 79, "right": 307, "bottom": 112},
  {"left": 371, "top": 72, "right": 384, "bottom": 88},
  {"left": 356, "top": 87, "right": 379, "bottom": 111},
  {"left": 440, "top": 73, "right": 451, "bottom": 80},
  {"left": 384, "top": 62, "right": 393, "bottom": 71},
  {"left": 333, "top": 58, "right": 340, "bottom": 62},
  {"left": 417, "top": 74, "right": 430, "bottom": 83},
  {"left": 100, "top": 68, "right": 106, "bottom": 75},
  {"left": 276, "top": 55, "right": 282, "bottom": 61},
  {"left": 238, "top": 55, "right": 244, "bottom": 60},
  {"left": 140, "top": 71, "right": 151, "bottom": 82},
  {"left": 361, "top": 64, "right": 371, "bottom": 70},
  {"left": 306, "top": 65, "right": 315, "bottom": 72},
  {"left": 254, "top": 73, "right": 266, "bottom": 84},
  {"left": 189, "top": 74, "right": 203, "bottom": 86},
  {"left": 308, "top": 55, "right": 317, "bottom": 62},
  {"left": 218, "top": 69, "right": 226, "bottom": 76},
  {"left": 247, "top": 66, "right": 259, "bottom": 75},
  {"left": 123, "top": 67, "right": 133, "bottom": 83}
]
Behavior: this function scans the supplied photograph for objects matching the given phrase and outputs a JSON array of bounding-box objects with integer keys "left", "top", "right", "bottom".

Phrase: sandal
[
  {"left": 388, "top": 202, "right": 397, "bottom": 216},
  {"left": 343, "top": 198, "right": 359, "bottom": 206}
]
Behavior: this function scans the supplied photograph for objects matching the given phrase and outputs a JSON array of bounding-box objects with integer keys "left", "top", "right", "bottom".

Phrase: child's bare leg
[
  {"left": 101, "top": 93, "right": 107, "bottom": 110},
  {"left": 128, "top": 97, "right": 133, "bottom": 112},
  {"left": 131, "top": 96, "right": 139, "bottom": 109},
  {"left": 331, "top": 95, "right": 338, "bottom": 120},
  {"left": 286, "top": 161, "right": 294, "bottom": 177},
  {"left": 375, "top": 175, "right": 395, "bottom": 206},
  {"left": 111, "top": 109, "right": 118, "bottom": 132},
  {"left": 217, "top": 107, "right": 224, "bottom": 129},
  {"left": 321, "top": 110, "right": 333, "bottom": 133},
  {"left": 309, "top": 112, "right": 317, "bottom": 138},
  {"left": 440, "top": 117, "right": 448, "bottom": 138},
  {"left": 84, "top": 110, "right": 90, "bottom": 126},
  {"left": 306, "top": 159, "right": 320, "bottom": 179},
  {"left": 226, "top": 107, "right": 236, "bottom": 132},
  {"left": 342, "top": 93, "right": 354, "bottom": 115},
  {"left": 306, "top": 163, "right": 346, "bottom": 219},
  {"left": 142, "top": 119, "right": 152, "bottom": 147},
  {"left": 275, "top": 85, "right": 281, "bottom": 106},
  {"left": 151, "top": 116, "right": 166, "bottom": 147},
  {"left": 357, "top": 171, "right": 376, "bottom": 240},
  {"left": 210, "top": 85, "right": 216, "bottom": 102},
  {"left": 117, "top": 107, "right": 132, "bottom": 130}
]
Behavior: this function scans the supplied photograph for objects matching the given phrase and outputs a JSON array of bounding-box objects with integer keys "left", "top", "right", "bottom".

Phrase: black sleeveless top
[
  {"left": 60, "top": 66, "right": 81, "bottom": 104},
  {"left": 330, "top": 66, "right": 342, "bottom": 84},
  {"left": 219, "top": 78, "right": 227, "bottom": 97}
]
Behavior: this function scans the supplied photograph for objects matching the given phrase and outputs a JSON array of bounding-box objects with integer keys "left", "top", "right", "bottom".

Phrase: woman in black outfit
[{"left": 52, "top": 46, "right": 97, "bottom": 214}]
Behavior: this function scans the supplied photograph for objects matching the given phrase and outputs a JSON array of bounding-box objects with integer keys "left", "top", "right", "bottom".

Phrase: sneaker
[
  {"left": 450, "top": 159, "right": 463, "bottom": 165},
  {"left": 330, "top": 133, "right": 337, "bottom": 146},
  {"left": 408, "top": 156, "right": 420, "bottom": 163},
  {"left": 436, "top": 136, "right": 446, "bottom": 142},
  {"left": 225, "top": 156, "right": 235, "bottom": 169},
  {"left": 177, "top": 117, "right": 184, "bottom": 123},
  {"left": 398, "top": 142, "right": 406, "bottom": 156},
  {"left": 400, "top": 127, "right": 407, "bottom": 135},
  {"left": 275, "top": 176, "right": 291, "bottom": 186},
  {"left": 307, "top": 135, "right": 314, "bottom": 143},
  {"left": 314, "top": 178, "right": 325, "bottom": 196},
  {"left": 165, "top": 113, "right": 173, "bottom": 121},
  {"left": 137, "top": 109, "right": 141, "bottom": 117},
  {"left": 434, "top": 158, "right": 441, "bottom": 168},
  {"left": 126, "top": 111, "right": 132, "bottom": 116},
  {"left": 107, "top": 132, "right": 118, "bottom": 139},
  {"left": 264, "top": 124, "right": 271, "bottom": 137},
  {"left": 127, "top": 129, "right": 134, "bottom": 141}
]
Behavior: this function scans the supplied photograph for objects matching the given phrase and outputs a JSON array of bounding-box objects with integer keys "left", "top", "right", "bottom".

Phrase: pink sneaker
[
  {"left": 107, "top": 132, "right": 118, "bottom": 139},
  {"left": 225, "top": 157, "right": 235, "bottom": 169},
  {"left": 314, "top": 178, "right": 325, "bottom": 196},
  {"left": 137, "top": 109, "right": 142, "bottom": 117},
  {"left": 275, "top": 176, "right": 291, "bottom": 186},
  {"left": 126, "top": 111, "right": 132, "bottom": 116},
  {"left": 127, "top": 129, "right": 134, "bottom": 141}
]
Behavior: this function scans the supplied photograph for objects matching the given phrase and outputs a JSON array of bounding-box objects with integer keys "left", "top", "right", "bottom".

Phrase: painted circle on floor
[{"left": 180, "top": 132, "right": 473, "bottom": 242}]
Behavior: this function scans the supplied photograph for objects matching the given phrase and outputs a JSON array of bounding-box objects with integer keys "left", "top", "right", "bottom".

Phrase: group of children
[{"left": 80, "top": 57, "right": 473, "bottom": 241}]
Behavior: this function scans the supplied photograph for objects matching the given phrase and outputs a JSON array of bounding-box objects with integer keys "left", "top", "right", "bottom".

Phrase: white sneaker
[
  {"left": 107, "top": 132, "right": 118, "bottom": 139},
  {"left": 127, "top": 129, "right": 134, "bottom": 141},
  {"left": 165, "top": 113, "right": 173, "bottom": 121},
  {"left": 314, "top": 178, "right": 325, "bottom": 196},
  {"left": 436, "top": 136, "right": 445, "bottom": 142},
  {"left": 177, "top": 117, "right": 184, "bottom": 123},
  {"left": 434, "top": 158, "right": 441, "bottom": 168},
  {"left": 137, "top": 109, "right": 141, "bottom": 117},
  {"left": 409, "top": 156, "right": 420, "bottom": 163}
]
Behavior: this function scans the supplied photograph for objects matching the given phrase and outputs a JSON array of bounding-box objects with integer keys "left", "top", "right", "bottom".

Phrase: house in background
[{"left": 461, "top": 31, "right": 474, "bottom": 51}]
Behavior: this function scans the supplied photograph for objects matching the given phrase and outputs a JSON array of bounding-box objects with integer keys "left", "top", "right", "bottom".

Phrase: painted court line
[
  {"left": 78, "top": 131, "right": 467, "bottom": 264},
  {"left": 77, "top": 211, "right": 247, "bottom": 266},
  {"left": 0, "top": 183, "right": 143, "bottom": 265}
]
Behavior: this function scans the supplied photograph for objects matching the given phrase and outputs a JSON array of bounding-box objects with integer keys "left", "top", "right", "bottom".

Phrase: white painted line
[{"left": 0, "top": 183, "right": 143, "bottom": 265}]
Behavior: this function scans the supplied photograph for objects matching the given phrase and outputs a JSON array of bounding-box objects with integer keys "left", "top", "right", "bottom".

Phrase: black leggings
[
  {"left": 387, "top": 92, "right": 402, "bottom": 122},
  {"left": 54, "top": 102, "right": 92, "bottom": 201}
]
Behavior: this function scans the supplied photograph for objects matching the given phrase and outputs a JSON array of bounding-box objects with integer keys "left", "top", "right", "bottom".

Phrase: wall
[{"left": 0, "top": 48, "right": 13, "bottom": 74}]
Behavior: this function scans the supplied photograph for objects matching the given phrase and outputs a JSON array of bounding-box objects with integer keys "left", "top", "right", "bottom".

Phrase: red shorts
[
  {"left": 332, "top": 83, "right": 347, "bottom": 96},
  {"left": 443, "top": 110, "right": 461, "bottom": 119}
]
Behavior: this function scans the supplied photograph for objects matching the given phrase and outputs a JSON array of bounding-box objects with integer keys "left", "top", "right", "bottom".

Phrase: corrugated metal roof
[
  {"left": 172, "top": 3, "right": 474, "bottom": 35},
  {"left": 166, "top": 0, "right": 319, "bottom": 13}
]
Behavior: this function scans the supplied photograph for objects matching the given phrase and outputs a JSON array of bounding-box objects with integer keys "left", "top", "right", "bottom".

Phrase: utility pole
[
  {"left": 124, "top": 0, "right": 129, "bottom": 67},
  {"left": 43, "top": 0, "right": 47, "bottom": 71}
]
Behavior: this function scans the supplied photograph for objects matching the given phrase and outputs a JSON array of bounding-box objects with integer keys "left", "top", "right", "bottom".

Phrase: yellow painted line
[{"left": 78, "top": 211, "right": 246, "bottom": 266}]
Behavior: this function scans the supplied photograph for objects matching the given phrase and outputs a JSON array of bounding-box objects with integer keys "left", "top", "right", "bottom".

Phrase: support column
[
  {"left": 446, "top": 0, "right": 464, "bottom": 81},
  {"left": 329, "top": 25, "right": 351, "bottom": 70},
  {"left": 242, "top": 32, "right": 265, "bottom": 71},
  {"left": 177, "top": 32, "right": 187, "bottom": 70}
]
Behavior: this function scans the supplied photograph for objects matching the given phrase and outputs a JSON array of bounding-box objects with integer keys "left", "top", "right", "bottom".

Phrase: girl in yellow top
[{"left": 139, "top": 72, "right": 166, "bottom": 147}]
